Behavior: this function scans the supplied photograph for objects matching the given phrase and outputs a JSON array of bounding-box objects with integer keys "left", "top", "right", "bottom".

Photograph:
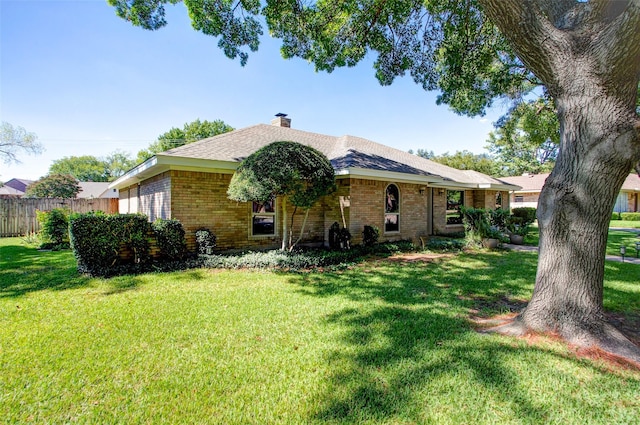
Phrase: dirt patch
[{"left": 383, "top": 252, "right": 453, "bottom": 264}]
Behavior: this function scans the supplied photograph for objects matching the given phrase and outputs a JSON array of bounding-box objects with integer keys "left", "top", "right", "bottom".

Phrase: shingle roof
[
  {"left": 162, "top": 124, "right": 515, "bottom": 188},
  {"left": 77, "top": 182, "right": 119, "bottom": 198},
  {"left": 499, "top": 173, "right": 550, "bottom": 192},
  {"left": 621, "top": 173, "right": 640, "bottom": 192}
]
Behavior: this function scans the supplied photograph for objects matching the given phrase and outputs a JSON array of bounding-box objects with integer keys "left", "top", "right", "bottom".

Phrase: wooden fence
[{"left": 0, "top": 198, "right": 119, "bottom": 237}]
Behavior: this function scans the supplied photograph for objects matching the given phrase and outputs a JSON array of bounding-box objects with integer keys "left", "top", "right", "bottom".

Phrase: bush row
[
  {"left": 612, "top": 212, "right": 640, "bottom": 221},
  {"left": 69, "top": 212, "right": 192, "bottom": 277}
]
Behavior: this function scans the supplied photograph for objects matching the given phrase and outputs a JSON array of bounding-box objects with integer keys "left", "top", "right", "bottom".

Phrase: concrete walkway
[{"left": 504, "top": 227, "right": 640, "bottom": 264}]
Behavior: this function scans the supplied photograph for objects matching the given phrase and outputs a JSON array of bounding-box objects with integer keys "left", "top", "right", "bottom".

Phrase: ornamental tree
[
  {"left": 110, "top": 0, "right": 640, "bottom": 361},
  {"left": 227, "top": 141, "right": 335, "bottom": 251},
  {"left": 25, "top": 174, "right": 80, "bottom": 199}
]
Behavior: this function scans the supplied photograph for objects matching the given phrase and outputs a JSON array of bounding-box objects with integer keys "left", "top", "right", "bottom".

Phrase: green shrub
[
  {"left": 612, "top": 212, "right": 622, "bottom": 221},
  {"left": 511, "top": 207, "right": 537, "bottom": 225},
  {"left": 620, "top": 212, "right": 640, "bottom": 221},
  {"left": 426, "top": 237, "right": 465, "bottom": 251},
  {"left": 69, "top": 212, "right": 152, "bottom": 276},
  {"left": 362, "top": 225, "right": 380, "bottom": 247},
  {"left": 36, "top": 208, "right": 71, "bottom": 250},
  {"left": 195, "top": 228, "right": 217, "bottom": 255},
  {"left": 152, "top": 219, "right": 188, "bottom": 260},
  {"left": 328, "top": 222, "right": 351, "bottom": 250},
  {"left": 461, "top": 206, "right": 490, "bottom": 246},
  {"left": 489, "top": 208, "right": 510, "bottom": 231}
]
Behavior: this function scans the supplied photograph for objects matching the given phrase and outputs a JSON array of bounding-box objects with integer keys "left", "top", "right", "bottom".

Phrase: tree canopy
[
  {"left": 0, "top": 121, "right": 43, "bottom": 165},
  {"left": 49, "top": 151, "right": 137, "bottom": 182},
  {"left": 110, "top": 0, "right": 640, "bottom": 361},
  {"left": 411, "top": 149, "right": 500, "bottom": 176},
  {"left": 25, "top": 174, "right": 80, "bottom": 199},
  {"left": 227, "top": 141, "right": 335, "bottom": 250},
  {"left": 137, "top": 118, "right": 234, "bottom": 162}
]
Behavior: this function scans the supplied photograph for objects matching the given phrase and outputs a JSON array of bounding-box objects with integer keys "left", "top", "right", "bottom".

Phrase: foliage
[
  {"left": 612, "top": 212, "right": 622, "bottom": 221},
  {"left": 362, "top": 225, "right": 380, "bottom": 247},
  {"left": 199, "top": 241, "right": 415, "bottom": 271},
  {"left": 488, "top": 208, "right": 510, "bottom": 232},
  {"left": 24, "top": 174, "right": 80, "bottom": 198},
  {"left": 36, "top": 208, "right": 71, "bottom": 250},
  {"left": 49, "top": 151, "right": 137, "bottom": 182},
  {"left": 228, "top": 141, "right": 336, "bottom": 250},
  {"left": 69, "top": 212, "right": 152, "bottom": 276},
  {"left": 49, "top": 155, "right": 109, "bottom": 182},
  {"left": 424, "top": 237, "right": 466, "bottom": 252},
  {"left": 328, "top": 222, "right": 352, "bottom": 251},
  {"left": 137, "top": 118, "right": 234, "bottom": 162},
  {"left": 0, "top": 121, "right": 43, "bottom": 164},
  {"left": 511, "top": 207, "right": 537, "bottom": 226},
  {"left": 620, "top": 212, "right": 640, "bottom": 221},
  {"left": 426, "top": 150, "right": 500, "bottom": 176},
  {"left": 152, "top": 218, "right": 188, "bottom": 261},
  {"left": 460, "top": 207, "right": 495, "bottom": 247},
  {"left": 486, "top": 97, "right": 559, "bottom": 176},
  {"left": 195, "top": 228, "right": 217, "bottom": 255}
]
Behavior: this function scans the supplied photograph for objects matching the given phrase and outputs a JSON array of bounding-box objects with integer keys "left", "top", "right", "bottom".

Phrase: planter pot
[
  {"left": 509, "top": 234, "right": 525, "bottom": 245},
  {"left": 482, "top": 238, "right": 499, "bottom": 249}
]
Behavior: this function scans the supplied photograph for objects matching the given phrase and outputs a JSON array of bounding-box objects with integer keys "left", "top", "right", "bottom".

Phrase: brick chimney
[{"left": 271, "top": 113, "right": 291, "bottom": 128}]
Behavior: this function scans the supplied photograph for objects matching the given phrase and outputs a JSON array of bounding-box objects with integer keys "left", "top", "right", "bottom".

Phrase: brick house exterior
[
  {"left": 111, "top": 116, "right": 518, "bottom": 250},
  {"left": 501, "top": 173, "right": 640, "bottom": 213}
]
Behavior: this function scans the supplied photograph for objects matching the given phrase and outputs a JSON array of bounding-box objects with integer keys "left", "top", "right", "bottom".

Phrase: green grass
[
  {"left": 1, "top": 237, "right": 639, "bottom": 424},
  {"left": 610, "top": 220, "right": 640, "bottom": 229},
  {"left": 523, "top": 226, "right": 640, "bottom": 257}
]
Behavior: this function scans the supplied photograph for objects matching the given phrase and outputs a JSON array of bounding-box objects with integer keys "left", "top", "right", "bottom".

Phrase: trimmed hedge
[
  {"left": 511, "top": 207, "right": 537, "bottom": 225},
  {"left": 152, "top": 219, "right": 188, "bottom": 260},
  {"left": 620, "top": 212, "right": 640, "bottom": 221},
  {"left": 70, "top": 212, "right": 153, "bottom": 276}
]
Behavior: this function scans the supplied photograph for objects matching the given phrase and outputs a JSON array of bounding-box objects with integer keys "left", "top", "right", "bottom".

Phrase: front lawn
[
  {"left": 524, "top": 226, "right": 640, "bottom": 257},
  {"left": 1, "top": 238, "right": 639, "bottom": 424}
]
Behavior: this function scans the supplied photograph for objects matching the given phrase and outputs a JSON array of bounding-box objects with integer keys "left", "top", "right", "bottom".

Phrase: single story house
[
  {"left": 0, "top": 178, "right": 34, "bottom": 198},
  {"left": 500, "top": 173, "right": 640, "bottom": 213},
  {"left": 77, "top": 182, "right": 120, "bottom": 199},
  {"left": 110, "top": 115, "right": 520, "bottom": 250}
]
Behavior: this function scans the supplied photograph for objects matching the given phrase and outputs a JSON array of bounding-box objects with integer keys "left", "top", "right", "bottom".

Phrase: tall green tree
[
  {"left": 227, "top": 141, "right": 335, "bottom": 251},
  {"left": 412, "top": 149, "right": 500, "bottom": 176},
  {"left": 50, "top": 155, "right": 109, "bottom": 182},
  {"left": 110, "top": 0, "right": 640, "bottom": 361},
  {"left": 0, "top": 121, "right": 43, "bottom": 165},
  {"left": 137, "top": 119, "right": 234, "bottom": 162},
  {"left": 486, "top": 97, "right": 559, "bottom": 176},
  {"left": 104, "top": 150, "right": 137, "bottom": 180},
  {"left": 25, "top": 174, "right": 80, "bottom": 199}
]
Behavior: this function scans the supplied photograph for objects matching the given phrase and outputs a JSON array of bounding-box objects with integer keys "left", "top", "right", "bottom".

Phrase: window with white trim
[
  {"left": 385, "top": 184, "right": 400, "bottom": 232},
  {"left": 251, "top": 198, "right": 276, "bottom": 236}
]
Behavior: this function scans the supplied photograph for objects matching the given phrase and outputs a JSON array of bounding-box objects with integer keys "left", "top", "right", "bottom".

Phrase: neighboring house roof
[
  {"left": 621, "top": 173, "right": 640, "bottom": 192},
  {"left": 111, "top": 122, "right": 520, "bottom": 191},
  {"left": 3, "top": 178, "right": 34, "bottom": 194},
  {"left": 501, "top": 172, "right": 640, "bottom": 194},
  {"left": 499, "top": 173, "right": 550, "bottom": 193},
  {"left": 0, "top": 185, "right": 24, "bottom": 197},
  {"left": 77, "top": 182, "right": 119, "bottom": 199}
]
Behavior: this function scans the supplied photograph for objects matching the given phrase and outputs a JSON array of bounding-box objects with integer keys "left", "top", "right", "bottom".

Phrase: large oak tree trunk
[
  {"left": 519, "top": 89, "right": 640, "bottom": 361},
  {"left": 480, "top": 0, "right": 640, "bottom": 361}
]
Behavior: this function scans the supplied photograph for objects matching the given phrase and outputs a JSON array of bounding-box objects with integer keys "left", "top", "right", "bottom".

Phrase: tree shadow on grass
[{"left": 288, "top": 251, "right": 640, "bottom": 423}]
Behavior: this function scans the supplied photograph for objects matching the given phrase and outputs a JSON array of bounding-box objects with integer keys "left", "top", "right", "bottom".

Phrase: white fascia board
[
  {"left": 336, "top": 167, "right": 446, "bottom": 184},
  {"left": 109, "top": 155, "right": 238, "bottom": 189}
]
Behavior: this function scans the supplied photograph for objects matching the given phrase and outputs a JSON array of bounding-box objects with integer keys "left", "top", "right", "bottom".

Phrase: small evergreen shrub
[
  {"left": 329, "top": 222, "right": 351, "bottom": 250},
  {"left": 152, "top": 219, "right": 187, "bottom": 260},
  {"left": 489, "top": 208, "right": 510, "bottom": 232},
  {"left": 461, "top": 206, "right": 491, "bottom": 246},
  {"left": 362, "top": 225, "right": 380, "bottom": 247},
  {"left": 620, "top": 212, "right": 640, "bottom": 221},
  {"left": 612, "top": 212, "right": 622, "bottom": 221},
  {"left": 36, "top": 208, "right": 71, "bottom": 250},
  {"left": 195, "top": 228, "right": 217, "bottom": 255},
  {"left": 511, "top": 207, "right": 537, "bottom": 225}
]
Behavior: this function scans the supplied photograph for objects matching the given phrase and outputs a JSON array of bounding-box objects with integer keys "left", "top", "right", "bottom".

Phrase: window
[
  {"left": 446, "top": 190, "right": 464, "bottom": 225},
  {"left": 385, "top": 184, "right": 400, "bottom": 232},
  {"left": 515, "top": 195, "right": 524, "bottom": 203},
  {"left": 252, "top": 198, "right": 276, "bottom": 236},
  {"left": 496, "top": 192, "right": 503, "bottom": 209}
]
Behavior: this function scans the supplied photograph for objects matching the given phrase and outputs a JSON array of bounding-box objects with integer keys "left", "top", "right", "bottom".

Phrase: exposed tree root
[{"left": 480, "top": 315, "right": 640, "bottom": 369}]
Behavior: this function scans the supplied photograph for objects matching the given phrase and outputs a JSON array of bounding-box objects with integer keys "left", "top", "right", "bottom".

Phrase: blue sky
[{"left": 1, "top": 0, "right": 504, "bottom": 181}]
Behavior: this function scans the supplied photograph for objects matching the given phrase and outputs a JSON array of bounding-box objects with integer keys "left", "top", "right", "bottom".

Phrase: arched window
[{"left": 385, "top": 184, "right": 400, "bottom": 232}]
